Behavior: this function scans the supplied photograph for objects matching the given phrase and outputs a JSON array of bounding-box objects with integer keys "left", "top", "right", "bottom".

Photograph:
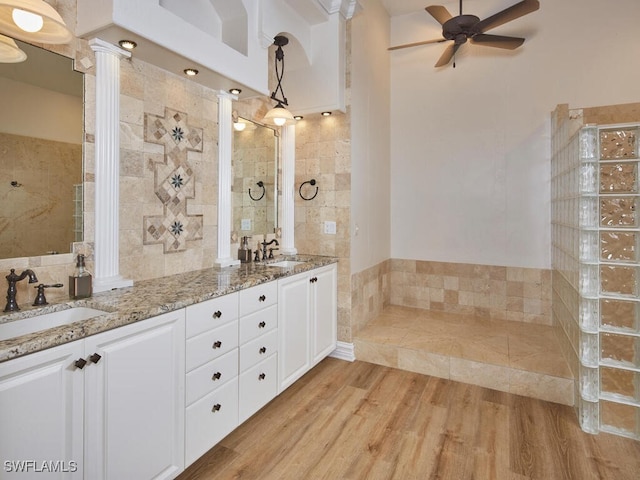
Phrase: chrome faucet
[
  {"left": 261, "top": 239, "right": 279, "bottom": 261},
  {"left": 4, "top": 269, "right": 38, "bottom": 312}
]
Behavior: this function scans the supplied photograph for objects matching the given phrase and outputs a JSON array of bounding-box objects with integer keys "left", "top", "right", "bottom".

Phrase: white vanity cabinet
[
  {"left": 0, "top": 309, "right": 186, "bottom": 480},
  {"left": 278, "top": 264, "right": 337, "bottom": 393},
  {"left": 184, "top": 293, "right": 239, "bottom": 466}
]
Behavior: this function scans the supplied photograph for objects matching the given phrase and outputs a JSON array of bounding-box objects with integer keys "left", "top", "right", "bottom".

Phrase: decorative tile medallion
[{"left": 143, "top": 108, "right": 204, "bottom": 253}]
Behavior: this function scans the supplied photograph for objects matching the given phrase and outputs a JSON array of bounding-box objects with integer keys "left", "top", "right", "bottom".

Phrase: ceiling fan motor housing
[{"left": 442, "top": 15, "right": 480, "bottom": 42}]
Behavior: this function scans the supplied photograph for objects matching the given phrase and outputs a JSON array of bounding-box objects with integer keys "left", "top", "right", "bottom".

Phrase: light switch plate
[
  {"left": 324, "top": 221, "right": 336, "bottom": 235},
  {"left": 241, "top": 219, "right": 251, "bottom": 230}
]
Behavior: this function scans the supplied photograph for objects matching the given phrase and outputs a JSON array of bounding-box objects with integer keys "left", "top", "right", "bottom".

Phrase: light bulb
[
  {"left": 12, "top": 8, "right": 43, "bottom": 33},
  {"left": 233, "top": 122, "right": 246, "bottom": 132},
  {"left": 273, "top": 117, "right": 286, "bottom": 127}
]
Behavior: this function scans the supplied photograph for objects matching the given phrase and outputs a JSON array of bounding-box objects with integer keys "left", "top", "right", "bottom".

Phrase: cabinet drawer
[
  {"left": 239, "top": 354, "right": 277, "bottom": 423},
  {"left": 186, "top": 293, "right": 238, "bottom": 339},
  {"left": 239, "top": 304, "right": 277, "bottom": 343},
  {"left": 186, "top": 320, "right": 238, "bottom": 371},
  {"left": 239, "top": 281, "right": 277, "bottom": 316},
  {"left": 239, "top": 329, "right": 278, "bottom": 373},
  {"left": 186, "top": 349, "right": 238, "bottom": 406},
  {"left": 185, "top": 378, "right": 238, "bottom": 466}
]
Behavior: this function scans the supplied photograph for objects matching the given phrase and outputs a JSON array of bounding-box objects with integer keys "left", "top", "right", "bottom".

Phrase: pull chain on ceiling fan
[{"left": 389, "top": 0, "right": 540, "bottom": 68}]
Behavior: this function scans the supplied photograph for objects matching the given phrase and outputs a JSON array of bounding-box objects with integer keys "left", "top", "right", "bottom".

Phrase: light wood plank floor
[{"left": 177, "top": 358, "right": 640, "bottom": 480}]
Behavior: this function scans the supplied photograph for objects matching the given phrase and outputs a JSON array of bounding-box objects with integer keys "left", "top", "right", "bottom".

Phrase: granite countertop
[{"left": 0, "top": 255, "right": 337, "bottom": 363}]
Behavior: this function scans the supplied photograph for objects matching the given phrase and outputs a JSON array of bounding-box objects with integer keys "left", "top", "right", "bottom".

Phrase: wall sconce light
[
  {"left": 118, "top": 39, "right": 137, "bottom": 50},
  {"left": 321, "top": 111, "right": 332, "bottom": 117},
  {"left": 233, "top": 121, "right": 246, "bottom": 132},
  {"left": 0, "top": 0, "right": 72, "bottom": 44},
  {"left": 183, "top": 68, "right": 199, "bottom": 76},
  {"left": 229, "top": 88, "right": 242, "bottom": 95},
  {"left": 0, "top": 33, "right": 25, "bottom": 62},
  {"left": 262, "top": 35, "right": 296, "bottom": 127}
]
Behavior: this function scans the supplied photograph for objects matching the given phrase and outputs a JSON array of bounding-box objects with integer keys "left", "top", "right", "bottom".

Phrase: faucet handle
[
  {"left": 32, "top": 283, "right": 63, "bottom": 306},
  {"left": 268, "top": 247, "right": 279, "bottom": 259}
]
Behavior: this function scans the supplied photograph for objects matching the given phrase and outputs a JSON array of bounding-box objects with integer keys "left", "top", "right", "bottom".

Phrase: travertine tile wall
[
  {"left": 389, "top": 259, "right": 552, "bottom": 324},
  {"left": 351, "top": 260, "right": 390, "bottom": 335}
]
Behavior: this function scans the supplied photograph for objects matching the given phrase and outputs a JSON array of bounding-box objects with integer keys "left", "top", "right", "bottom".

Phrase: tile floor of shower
[{"left": 354, "top": 305, "right": 574, "bottom": 406}]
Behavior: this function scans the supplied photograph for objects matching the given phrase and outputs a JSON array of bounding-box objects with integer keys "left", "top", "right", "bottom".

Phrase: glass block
[
  {"left": 600, "top": 231, "right": 638, "bottom": 262},
  {"left": 600, "top": 163, "right": 637, "bottom": 193},
  {"left": 600, "top": 400, "right": 638, "bottom": 437},
  {"left": 579, "top": 398, "right": 599, "bottom": 434},
  {"left": 600, "top": 128, "right": 638, "bottom": 160},
  {"left": 580, "top": 231, "right": 599, "bottom": 262},
  {"left": 580, "top": 264, "right": 599, "bottom": 297},
  {"left": 601, "top": 333, "right": 639, "bottom": 367},
  {"left": 601, "top": 298, "right": 639, "bottom": 332},
  {"left": 580, "top": 126, "right": 598, "bottom": 160},
  {"left": 580, "top": 197, "right": 599, "bottom": 228},
  {"left": 580, "top": 298, "right": 599, "bottom": 332},
  {"left": 600, "top": 265, "right": 638, "bottom": 296},
  {"left": 580, "top": 163, "right": 598, "bottom": 193},
  {"left": 600, "top": 197, "right": 638, "bottom": 227},
  {"left": 580, "top": 331, "right": 599, "bottom": 367},
  {"left": 601, "top": 367, "right": 638, "bottom": 401},
  {"left": 580, "top": 365, "right": 599, "bottom": 401}
]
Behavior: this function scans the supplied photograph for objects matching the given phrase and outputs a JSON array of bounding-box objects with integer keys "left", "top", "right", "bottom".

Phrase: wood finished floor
[{"left": 177, "top": 358, "right": 640, "bottom": 480}]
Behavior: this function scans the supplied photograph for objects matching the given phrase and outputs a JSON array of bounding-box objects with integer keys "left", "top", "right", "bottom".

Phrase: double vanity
[{"left": 0, "top": 256, "right": 337, "bottom": 479}]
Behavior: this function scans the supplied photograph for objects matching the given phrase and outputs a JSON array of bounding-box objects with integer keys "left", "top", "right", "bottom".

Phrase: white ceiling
[{"left": 381, "top": 0, "right": 522, "bottom": 18}]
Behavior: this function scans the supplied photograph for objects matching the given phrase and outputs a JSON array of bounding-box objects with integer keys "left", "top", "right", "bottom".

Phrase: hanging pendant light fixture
[
  {"left": 0, "top": 33, "right": 25, "bottom": 62},
  {"left": 262, "top": 35, "right": 296, "bottom": 127},
  {"left": 0, "top": 0, "right": 72, "bottom": 44}
]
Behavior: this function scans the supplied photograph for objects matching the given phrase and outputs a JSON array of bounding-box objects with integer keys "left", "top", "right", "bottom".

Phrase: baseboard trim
[{"left": 329, "top": 341, "right": 356, "bottom": 362}]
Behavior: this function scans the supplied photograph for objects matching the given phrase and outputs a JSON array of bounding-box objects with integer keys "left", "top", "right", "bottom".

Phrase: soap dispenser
[
  {"left": 69, "top": 254, "right": 92, "bottom": 299},
  {"left": 238, "top": 236, "right": 252, "bottom": 263}
]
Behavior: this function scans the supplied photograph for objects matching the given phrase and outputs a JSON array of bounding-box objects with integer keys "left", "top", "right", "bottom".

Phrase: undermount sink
[
  {"left": 268, "top": 260, "right": 305, "bottom": 268},
  {"left": 0, "top": 307, "right": 109, "bottom": 341}
]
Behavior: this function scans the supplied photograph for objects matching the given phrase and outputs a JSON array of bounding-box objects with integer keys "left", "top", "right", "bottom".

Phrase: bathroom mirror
[
  {"left": 0, "top": 40, "right": 84, "bottom": 259},
  {"left": 232, "top": 117, "right": 278, "bottom": 237}
]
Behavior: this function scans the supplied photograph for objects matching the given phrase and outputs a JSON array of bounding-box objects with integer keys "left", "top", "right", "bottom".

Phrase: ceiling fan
[{"left": 389, "top": 0, "right": 540, "bottom": 68}]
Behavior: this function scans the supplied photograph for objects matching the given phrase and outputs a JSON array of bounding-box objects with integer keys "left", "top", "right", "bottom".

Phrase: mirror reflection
[
  {"left": 232, "top": 117, "right": 278, "bottom": 238},
  {"left": 0, "top": 40, "right": 83, "bottom": 259}
]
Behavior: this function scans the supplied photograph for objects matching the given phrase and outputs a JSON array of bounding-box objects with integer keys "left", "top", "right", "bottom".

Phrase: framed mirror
[
  {"left": 0, "top": 40, "right": 83, "bottom": 259},
  {"left": 232, "top": 116, "right": 278, "bottom": 239}
]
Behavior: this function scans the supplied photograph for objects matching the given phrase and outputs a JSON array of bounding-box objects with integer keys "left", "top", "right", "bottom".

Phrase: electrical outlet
[
  {"left": 241, "top": 219, "right": 251, "bottom": 231},
  {"left": 324, "top": 221, "right": 336, "bottom": 235}
]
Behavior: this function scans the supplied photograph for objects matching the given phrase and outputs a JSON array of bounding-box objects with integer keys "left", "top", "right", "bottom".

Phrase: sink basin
[
  {"left": 268, "top": 260, "right": 305, "bottom": 268},
  {"left": 0, "top": 307, "right": 109, "bottom": 341}
]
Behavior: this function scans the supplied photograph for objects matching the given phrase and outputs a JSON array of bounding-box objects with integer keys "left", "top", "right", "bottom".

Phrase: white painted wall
[
  {"left": 350, "top": 0, "right": 391, "bottom": 273},
  {"left": 389, "top": 0, "right": 640, "bottom": 269}
]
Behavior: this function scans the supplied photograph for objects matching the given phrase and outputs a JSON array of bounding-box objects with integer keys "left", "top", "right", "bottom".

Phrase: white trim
[{"left": 329, "top": 341, "right": 355, "bottom": 362}]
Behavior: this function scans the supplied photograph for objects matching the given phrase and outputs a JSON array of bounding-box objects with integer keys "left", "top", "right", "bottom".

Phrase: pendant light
[
  {"left": 262, "top": 35, "right": 296, "bottom": 127},
  {"left": 0, "top": 0, "right": 72, "bottom": 44},
  {"left": 0, "top": 33, "right": 25, "bottom": 62}
]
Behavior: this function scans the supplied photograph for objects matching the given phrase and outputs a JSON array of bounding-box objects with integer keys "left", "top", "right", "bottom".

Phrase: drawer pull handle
[
  {"left": 258, "top": 321, "right": 266, "bottom": 328},
  {"left": 258, "top": 373, "right": 266, "bottom": 381},
  {"left": 309, "top": 276, "right": 318, "bottom": 283},
  {"left": 212, "top": 403, "right": 222, "bottom": 412},
  {"left": 259, "top": 347, "right": 267, "bottom": 354},
  {"left": 259, "top": 295, "right": 266, "bottom": 302},
  {"left": 89, "top": 353, "right": 102, "bottom": 364},
  {"left": 212, "top": 372, "right": 222, "bottom": 381},
  {"left": 213, "top": 310, "right": 222, "bottom": 319},
  {"left": 74, "top": 358, "right": 87, "bottom": 370},
  {"left": 212, "top": 340, "right": 222, "bottom": 349}
]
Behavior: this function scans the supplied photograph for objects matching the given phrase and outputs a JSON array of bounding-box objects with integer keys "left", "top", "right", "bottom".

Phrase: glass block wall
[{"left": 552, "top": 115, "right": 640, "bottom": 439}]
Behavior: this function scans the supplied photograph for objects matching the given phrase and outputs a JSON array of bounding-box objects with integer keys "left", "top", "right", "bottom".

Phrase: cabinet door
[
  {"left": 312, "top": 264, "right": 338, "bottom": 365},
  {"left": 0, "top": 341, "right": 84, "bottom": 479},
  {"left": 84, "top": 310, "right": 185, "bottom": 480},
  {"left": 277, "top": 272, "right": 311, "bottom": 393}
]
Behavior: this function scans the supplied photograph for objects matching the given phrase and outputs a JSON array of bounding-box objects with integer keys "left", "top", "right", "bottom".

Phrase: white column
[
  {"left": 89, "top": 39, "right": 133, "bottom": 292},
  {"left": 280, "top": 124, "right": 297, "bottom": 255},
  {"left": 215, "top": 92, "right": 240, "bottom": 268}
]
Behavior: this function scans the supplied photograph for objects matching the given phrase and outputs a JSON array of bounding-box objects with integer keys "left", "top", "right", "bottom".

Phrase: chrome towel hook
[
  {"left": 249, "top": 181, "right": 266, "bottom": 201},
  {"left": 299, "top": 179, "right": 318, "bottom": 201}
]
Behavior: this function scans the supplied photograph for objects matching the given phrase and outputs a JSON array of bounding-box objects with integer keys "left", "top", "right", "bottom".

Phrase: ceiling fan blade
[
  {"left": 475, "top": 0, "right": 540, "bottom": 33},
  {"left": 471, "top": 34, "right": 525, "bottom": 50},
  {"left": 425, "top": 5, "right": 453, "bottom": 25},
  {"left": 434, "top": 42, "right": 461, "bottom": 67},
  {"left": 388, "top": 38, "right": 446, "bottom": 51}
]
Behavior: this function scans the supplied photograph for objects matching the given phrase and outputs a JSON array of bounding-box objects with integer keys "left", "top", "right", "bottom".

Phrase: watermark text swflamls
[{"left": 4, "top": 460, "right": 78, "bottom": 473}]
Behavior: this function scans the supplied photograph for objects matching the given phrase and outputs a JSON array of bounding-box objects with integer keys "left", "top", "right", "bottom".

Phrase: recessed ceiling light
[
  {"left": 184, "top": 68, "right": 199, "bottom": 76},
  {"left": 321, "top": 111, "right": 332, "bottom": 116},
  {"left": 294, "top": 115, "right": 303, "bottom": 120},
  {"left": 118, "top": 40, "right": 137, "bottom": 50},
  {"left": 229, "top": 88, "right": 242, "bottom": 95}
]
